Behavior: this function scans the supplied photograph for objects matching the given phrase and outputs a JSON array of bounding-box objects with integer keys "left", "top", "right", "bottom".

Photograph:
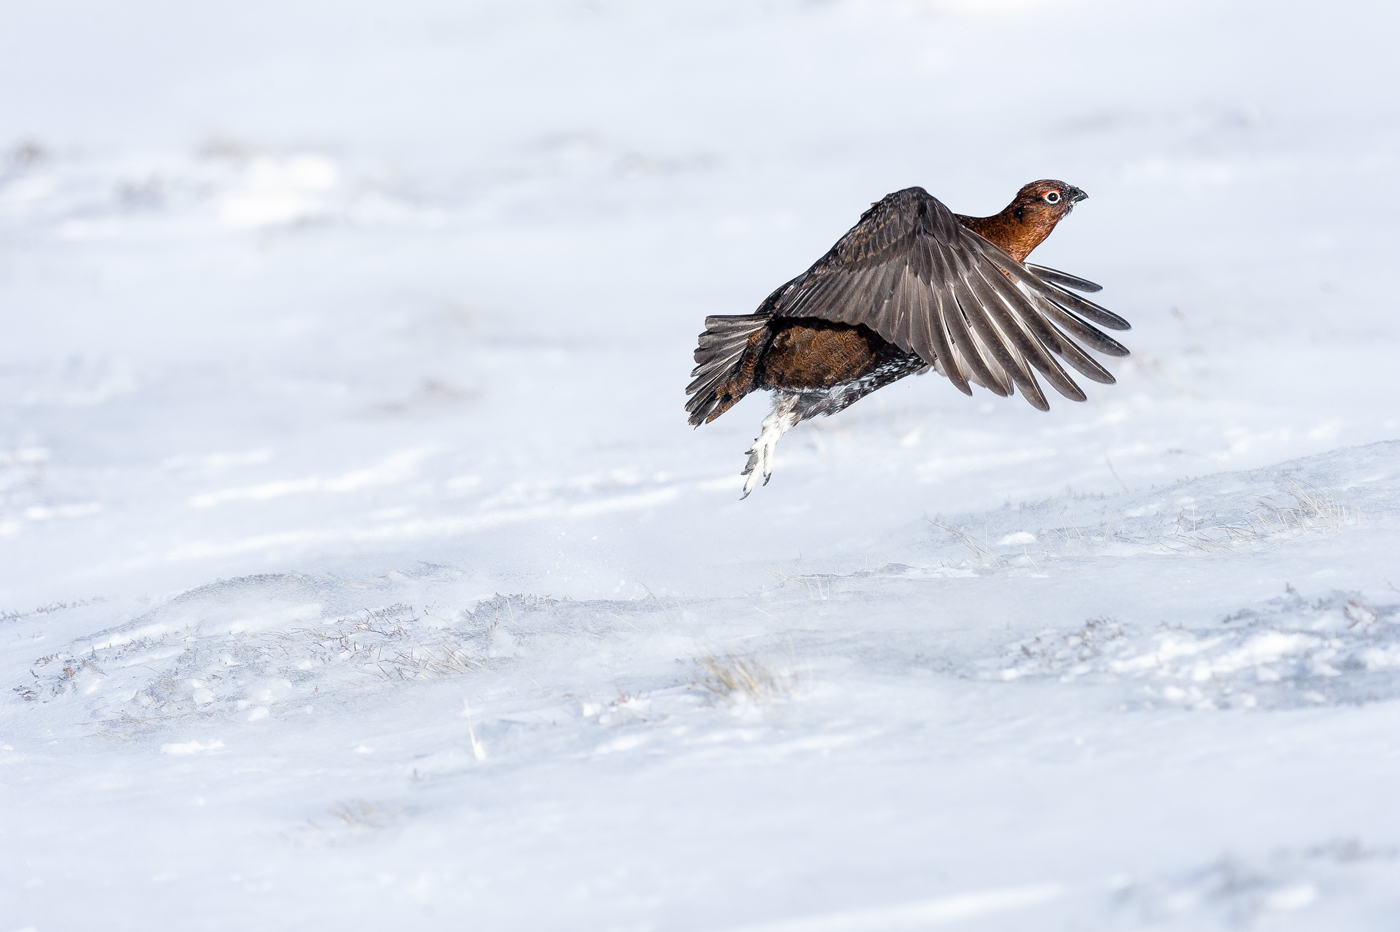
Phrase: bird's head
[
  {"left": 963, "top": 180, "right": 1090, "bottom": 262},
  {"left": 1009, "top": 180, "right": 1087, "bottom": 224}
]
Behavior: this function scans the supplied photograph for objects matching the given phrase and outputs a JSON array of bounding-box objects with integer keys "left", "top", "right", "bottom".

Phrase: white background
[{"left": 2, "top": 1, "right": 1398, "bottom": 929}]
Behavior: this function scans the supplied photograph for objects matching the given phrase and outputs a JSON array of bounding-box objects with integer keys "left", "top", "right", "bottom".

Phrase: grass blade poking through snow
[{"left": 696, "top": 653, "right": 793, "bottom": 703}]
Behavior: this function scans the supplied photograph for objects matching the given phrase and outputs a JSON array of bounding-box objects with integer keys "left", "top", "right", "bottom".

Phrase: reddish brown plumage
[
  {"left": 686, "top": 180, "right": 1127, "bottom": 432},
  {"left": 762, "top": 320, "right": 896, "bottom": 390},
  {"left": 956, "top": 180, "right": 1080, "bottom": 263}
]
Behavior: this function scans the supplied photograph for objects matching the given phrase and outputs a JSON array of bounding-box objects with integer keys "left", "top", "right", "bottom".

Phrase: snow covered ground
[{"left": 3, "top": 0, "right": 1399, "bottom": 928}]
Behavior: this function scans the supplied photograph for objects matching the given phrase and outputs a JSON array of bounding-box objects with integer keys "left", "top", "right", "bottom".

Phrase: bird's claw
[{"left": 738, "top": 397, "right": 798, "bottom": 499}]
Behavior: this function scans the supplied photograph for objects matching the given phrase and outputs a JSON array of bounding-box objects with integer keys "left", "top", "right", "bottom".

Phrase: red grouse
[{"left": 686, "top": 181, "right": 1130, "bottom": 497}]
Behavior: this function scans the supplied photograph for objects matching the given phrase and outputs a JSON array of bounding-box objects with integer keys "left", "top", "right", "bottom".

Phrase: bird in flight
[{"left": 685, "top": 181, "right": 1130, "bottom": 497}]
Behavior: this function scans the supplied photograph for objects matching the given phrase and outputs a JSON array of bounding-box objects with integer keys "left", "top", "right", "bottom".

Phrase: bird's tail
[{"left": 685, "top": 312, "right": 770, "bottom": 426}]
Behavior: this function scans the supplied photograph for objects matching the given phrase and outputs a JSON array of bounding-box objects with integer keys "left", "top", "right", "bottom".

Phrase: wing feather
[
  {"left": 929, "top": 237, "right": 992, "bottom": 392},
  {"left": 1039, "top": 301, "right": 1131, "bottom": 357},
  {"left": 963, "top": 279, "right": 1051, "bottom": 410},
  {"left": 972, "top": 266, "right": 1086, "bottom": 402},
  {"left": 1042, "top": 283, "right": 1130, "bottom": 330},
  {"left": 1042, "top": 320, "right": 1118, "bottom": 384},
  {"left": 921, "top": 243, "right": 970, "bottom": 393},
  {"left": 835, "top": 268, "right": 876, "bottom": 324},
  {"left": 890, "top": 263, "right": 919, "bottom": 347},
  {"left": 930, "top": 295, "right": 972, "bottom": 394},
  {"left": 1024, "top": 263, "right": 1102, "bottom": 293},
  {"left": 950, "top": 275, "right": 1015, "bottom": 397}
]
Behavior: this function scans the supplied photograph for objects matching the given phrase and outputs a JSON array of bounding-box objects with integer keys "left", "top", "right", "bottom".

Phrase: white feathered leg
[{"left": 741, "top": 393, "right": 800, "bottom": 499}]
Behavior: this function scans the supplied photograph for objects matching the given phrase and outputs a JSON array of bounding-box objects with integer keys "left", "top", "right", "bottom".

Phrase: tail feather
[{"left": 685, "top": 312, "right": 770, "bottom": 426}]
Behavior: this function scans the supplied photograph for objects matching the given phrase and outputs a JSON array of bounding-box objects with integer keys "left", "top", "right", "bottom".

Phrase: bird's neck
[{"left": 955, "top": 208, "right": 1058, "bottom": 263}]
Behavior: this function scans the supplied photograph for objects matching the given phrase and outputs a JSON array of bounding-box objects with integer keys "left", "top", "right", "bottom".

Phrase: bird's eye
[{"left": 1044, "top": 191, "right": 1061, "bottom": 204}]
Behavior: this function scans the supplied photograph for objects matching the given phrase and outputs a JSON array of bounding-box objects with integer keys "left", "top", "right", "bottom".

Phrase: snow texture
[{"left": 3, "top": 0, "right": 1400, "bottom": 929}]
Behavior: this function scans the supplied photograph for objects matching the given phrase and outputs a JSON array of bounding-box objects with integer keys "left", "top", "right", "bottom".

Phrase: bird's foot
[{"left": 740, "top": 403, "right": 798, "bottom": 499}]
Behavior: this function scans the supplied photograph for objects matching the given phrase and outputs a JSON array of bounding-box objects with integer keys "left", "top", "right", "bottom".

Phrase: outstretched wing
[{"left": 767, "top": 187, "right": 1130, "bottom": 411}]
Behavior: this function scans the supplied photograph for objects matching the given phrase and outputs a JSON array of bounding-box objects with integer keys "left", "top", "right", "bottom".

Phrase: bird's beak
[{"left": 1067, "top": 186, "right": 1088, "bottom": 204}]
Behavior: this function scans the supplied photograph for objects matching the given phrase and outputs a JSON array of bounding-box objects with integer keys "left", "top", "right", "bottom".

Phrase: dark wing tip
[{"left": 1043, "top": 283, "right": 1131, "bottom": 331}]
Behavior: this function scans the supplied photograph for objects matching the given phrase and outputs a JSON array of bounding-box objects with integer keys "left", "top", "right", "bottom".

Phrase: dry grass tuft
[
  {"left": 327, "top": 799, "right": 399, "bottom": 829},
  {"left": 1175, "top": 477, "right": 1361, "bottom": 552},
  {"left": 273, "top": 605, "right": 487, "bottom": 683},
  {"left": 764, "top": 564, "right": 835, "bottom": 599},
  {"left": 697, "top": 653, "right": 793, "bottom": 702},
  {"left": 1255, "top": 477, "right": 1360, "bottom": 533},
  {"left": 929, "top": 520, "right": 1009, "bottom": 568}
]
